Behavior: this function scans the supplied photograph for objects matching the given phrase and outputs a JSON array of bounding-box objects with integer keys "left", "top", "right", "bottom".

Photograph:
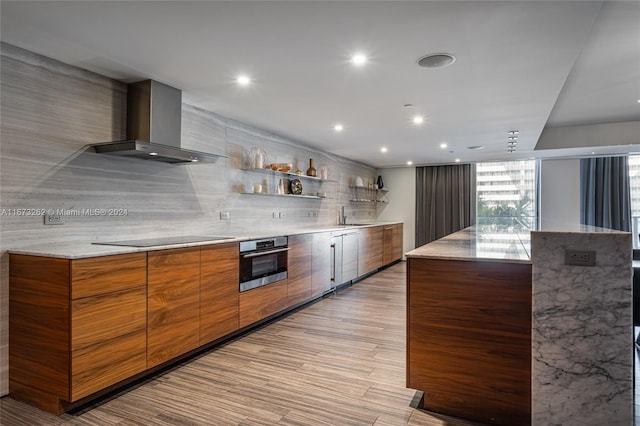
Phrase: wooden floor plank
[{"left": 1, "top": 261, "right": 483, "bottom": 425}]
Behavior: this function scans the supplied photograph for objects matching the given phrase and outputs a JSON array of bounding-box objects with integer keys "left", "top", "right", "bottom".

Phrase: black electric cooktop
[{"left": 92, "top": 236, "right": 234, "bottom": 247}]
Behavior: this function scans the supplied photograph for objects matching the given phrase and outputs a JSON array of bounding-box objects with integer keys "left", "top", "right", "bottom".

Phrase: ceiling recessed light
[
  {"left": 236, "top": 75, "right": 251, "bottom": 86},
  {"left": 380, "top": 147, "right": 388, "bottom": 153},
  {"left": 334, "top": 124, "right": 344, "bottom": 132},
  {"left": 407, "top": 161, "right": 413, "bottom": 165},
  {"left": 467, "top": 145, "right": 485, "bottom": 150},
  {"left": 454, "top": 158, "right": 461, "bottom": 163},
  {"left": 413, "top": 115, "right": 424, "bottom": 125},
  {"left": 440, "top": 142, "right": 448, "bottom": 149},
  {"left": 149, "top": 152, "right": 158, "bottom": 156},
  {"left": 417, "top": 53, "right": 456, "bottom": 69},
  {"left": 351, "top": 53, "right": 367, "bottom": 66}
]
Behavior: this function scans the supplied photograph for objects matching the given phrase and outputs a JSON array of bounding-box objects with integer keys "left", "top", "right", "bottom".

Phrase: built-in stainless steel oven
[{"left": 239, "top": 236, "right": 289, "bottom": 292}]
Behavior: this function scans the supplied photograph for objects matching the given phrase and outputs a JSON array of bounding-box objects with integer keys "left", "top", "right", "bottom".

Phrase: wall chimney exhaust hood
[{"left": 93, "top": 80, "right": 225, "bottom": 164}]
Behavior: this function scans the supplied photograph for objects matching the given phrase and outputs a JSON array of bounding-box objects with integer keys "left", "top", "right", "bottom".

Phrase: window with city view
[
  {"left": 476, "top": 160, "right": 538, "bottom": 229},
  {"left": 628, "top": 155, "right": 640, "bottom": 248}
]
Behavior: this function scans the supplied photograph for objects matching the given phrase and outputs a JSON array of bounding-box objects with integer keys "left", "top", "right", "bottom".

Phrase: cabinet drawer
[
  {"left": 71, "top": 253, "right": 147, "bottom": 299},
  {"left": 239, "top": 280, "right": 288, "bottom": 328},
  {"left": 71, "top": 329, "right": 147, "bottom": 401},
  {"left": 71, "top": 287, "right": 147, "bottom": 351}
]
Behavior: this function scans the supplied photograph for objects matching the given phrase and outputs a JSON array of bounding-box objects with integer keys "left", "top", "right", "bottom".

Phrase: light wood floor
[{"left": 1, "top": 261, "right": 482, "bottom": 425}]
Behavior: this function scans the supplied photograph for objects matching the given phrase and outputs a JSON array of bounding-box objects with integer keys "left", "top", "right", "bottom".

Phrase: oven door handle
[{"left": 242, "top": 247, "right": 290, "bottom": 258}]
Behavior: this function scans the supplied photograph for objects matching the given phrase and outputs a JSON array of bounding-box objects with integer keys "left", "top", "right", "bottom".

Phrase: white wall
[
  {"left": 540, "top": 158, "right": 580, "bottom": 229},
  {"left": 376, "top": 167, "right": 416, "bottom": 256}
]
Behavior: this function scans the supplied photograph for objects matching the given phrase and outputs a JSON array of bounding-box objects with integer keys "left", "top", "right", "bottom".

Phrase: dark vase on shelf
[
  {"left": 377, "top": 175, "right": 384, "bottom": 189},
  {"left": 307, "top": 159, "right": 317, "bottom": 177}
]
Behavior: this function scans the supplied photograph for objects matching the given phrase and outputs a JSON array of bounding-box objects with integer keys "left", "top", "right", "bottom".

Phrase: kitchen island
[{"left": 405, "top": 225, "right": 632, "bottom": 426}]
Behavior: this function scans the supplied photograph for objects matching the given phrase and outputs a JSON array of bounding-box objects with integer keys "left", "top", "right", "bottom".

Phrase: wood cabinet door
[
  {"left": 200, "top": 243, "right": 239, "bottom": 346},
  {"left": 71, "top": 287, "right": 147, "bottom": 350},
  {"left": 311, "top": 232, "right": 331, "bottom": 298},
  {"left": 70, "top": 287, "right": 147, "bottom": 400},
  {"left": 392, "top": 223, "right": 403, "bottom": 262},
  {"left": 148, "top": 247, "right": 201, "bottom": 368},
  {"left": 407, "top": 258, "right": 532, "bottom": 425},
  {"left": 71, "top": 253, "right": 147, "bottom": 299},
  {"left": 239, "top": 280, "right": 288, "bottom": 328},
  {"left": 382, "top": 226, "right": 394, "bottom": 265},
  {"left": 287, "top": 234, "right": 313, "bottom": 306},
  {"left": 358, "top": 226, "right": 383, "bottom": 276}
]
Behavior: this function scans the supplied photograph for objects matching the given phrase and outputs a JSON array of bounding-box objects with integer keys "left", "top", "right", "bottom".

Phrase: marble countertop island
[
  {"left": 405, "top": 223, "right": 628, "bottom": 264},
  {"left": 406, "top": 223, "right": 633, "bottom": 426},
  {"left": 405, "top": 225, "right": 531, "bottom": 263}
]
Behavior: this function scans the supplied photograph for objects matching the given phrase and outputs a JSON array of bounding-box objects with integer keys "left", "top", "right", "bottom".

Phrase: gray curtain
[
  {"left": 415, "top": 164, "right": 476, "bottom": 247},
  {"left": 580, "top": 156, "right": 631, "bottom": 232}
]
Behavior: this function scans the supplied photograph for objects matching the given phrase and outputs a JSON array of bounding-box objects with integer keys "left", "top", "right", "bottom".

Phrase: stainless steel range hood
[{"left": 93, "top": 80, "right": 225, "bottom": 164}]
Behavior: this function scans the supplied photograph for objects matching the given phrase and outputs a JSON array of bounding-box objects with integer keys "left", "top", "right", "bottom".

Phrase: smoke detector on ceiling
[{"left": 417, "top": 53, "right": 456, "bottom": 68}]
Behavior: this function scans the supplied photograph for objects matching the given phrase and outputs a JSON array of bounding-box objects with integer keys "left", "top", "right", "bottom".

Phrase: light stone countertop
[
  {"left": 405, "top": 225, "right": 532, "bottom": 264},
  {"left": 406, "top": 223, "right": 630, "bottom": 264},
  {"left": 7, "top": 222, "right": 401, "bottom": 259}
]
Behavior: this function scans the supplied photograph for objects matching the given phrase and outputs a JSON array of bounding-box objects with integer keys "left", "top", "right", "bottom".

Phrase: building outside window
[
  {"left": 476, "top": 160, "right": 538, "bottom": 257},
  {"left": 477, "top": 160, "right": 538, "bottom": 228},
  {"left": 628, "top": 155, "right": 640, "bottom": 248}
]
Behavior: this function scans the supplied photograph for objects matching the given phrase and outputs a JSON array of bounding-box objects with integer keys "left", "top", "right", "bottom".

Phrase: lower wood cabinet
[
  {"left": 391, "top": 223, "right": 403, "bottom": 261},
  {"left": 287, "top": 234, "right": 313, "bottom": 306},
  {"left": 200, "top": 243, "right": 240, "bottom": 345},
  {"left": 383, "top": 223, "right": 403, "bottom": 265},
  {"left": 407, "top": 258, "right": 531, "bottom": 425},
  {"left": 9, "top": 252, "right": 147, "bottom": 414},
  {"left": 239, "top": 280, "right": 288, "bottom": 328},
  {"left": 358, "top": 226, "right": 383, "bottom": 275},
  {"left": 9, "top": 224, "right": 404, "bottom": 415},
  {"left": 147, "top": 247, "right": 201, "bottom": 368},
  {"left": 71, "top": 328, "right": 147, "bottom": 401},
  {"left": 70, "top": 287, "right": 147, "bottom": 400}
]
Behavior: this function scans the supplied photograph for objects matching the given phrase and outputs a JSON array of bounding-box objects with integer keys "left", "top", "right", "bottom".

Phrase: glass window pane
[
  {"left": 627, "top": 155, "right": 640, "bottom": 248},
  {"left": 476, "top": 160, "right": 537, "bottom": 229}
]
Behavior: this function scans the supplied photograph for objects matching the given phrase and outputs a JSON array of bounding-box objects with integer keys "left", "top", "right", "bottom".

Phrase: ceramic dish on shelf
[
  {"left": 270, "top": 163, "right": 292, "bottom": 172},
  {"left": 355, "top": 176, "right": 364, "bottom": 187},
  {"left": 289, "top": 179, "right": 303, "bottom": 195}
]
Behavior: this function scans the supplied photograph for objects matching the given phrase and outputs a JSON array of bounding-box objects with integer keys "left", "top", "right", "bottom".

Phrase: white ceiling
[{"left": 1, "top": 1, "right": 639, "bottom": 168}]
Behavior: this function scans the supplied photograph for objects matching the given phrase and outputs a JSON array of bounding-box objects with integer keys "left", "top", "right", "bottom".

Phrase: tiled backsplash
[{"left": 0, "top": 42, "right": 379, "bottom": 394}]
